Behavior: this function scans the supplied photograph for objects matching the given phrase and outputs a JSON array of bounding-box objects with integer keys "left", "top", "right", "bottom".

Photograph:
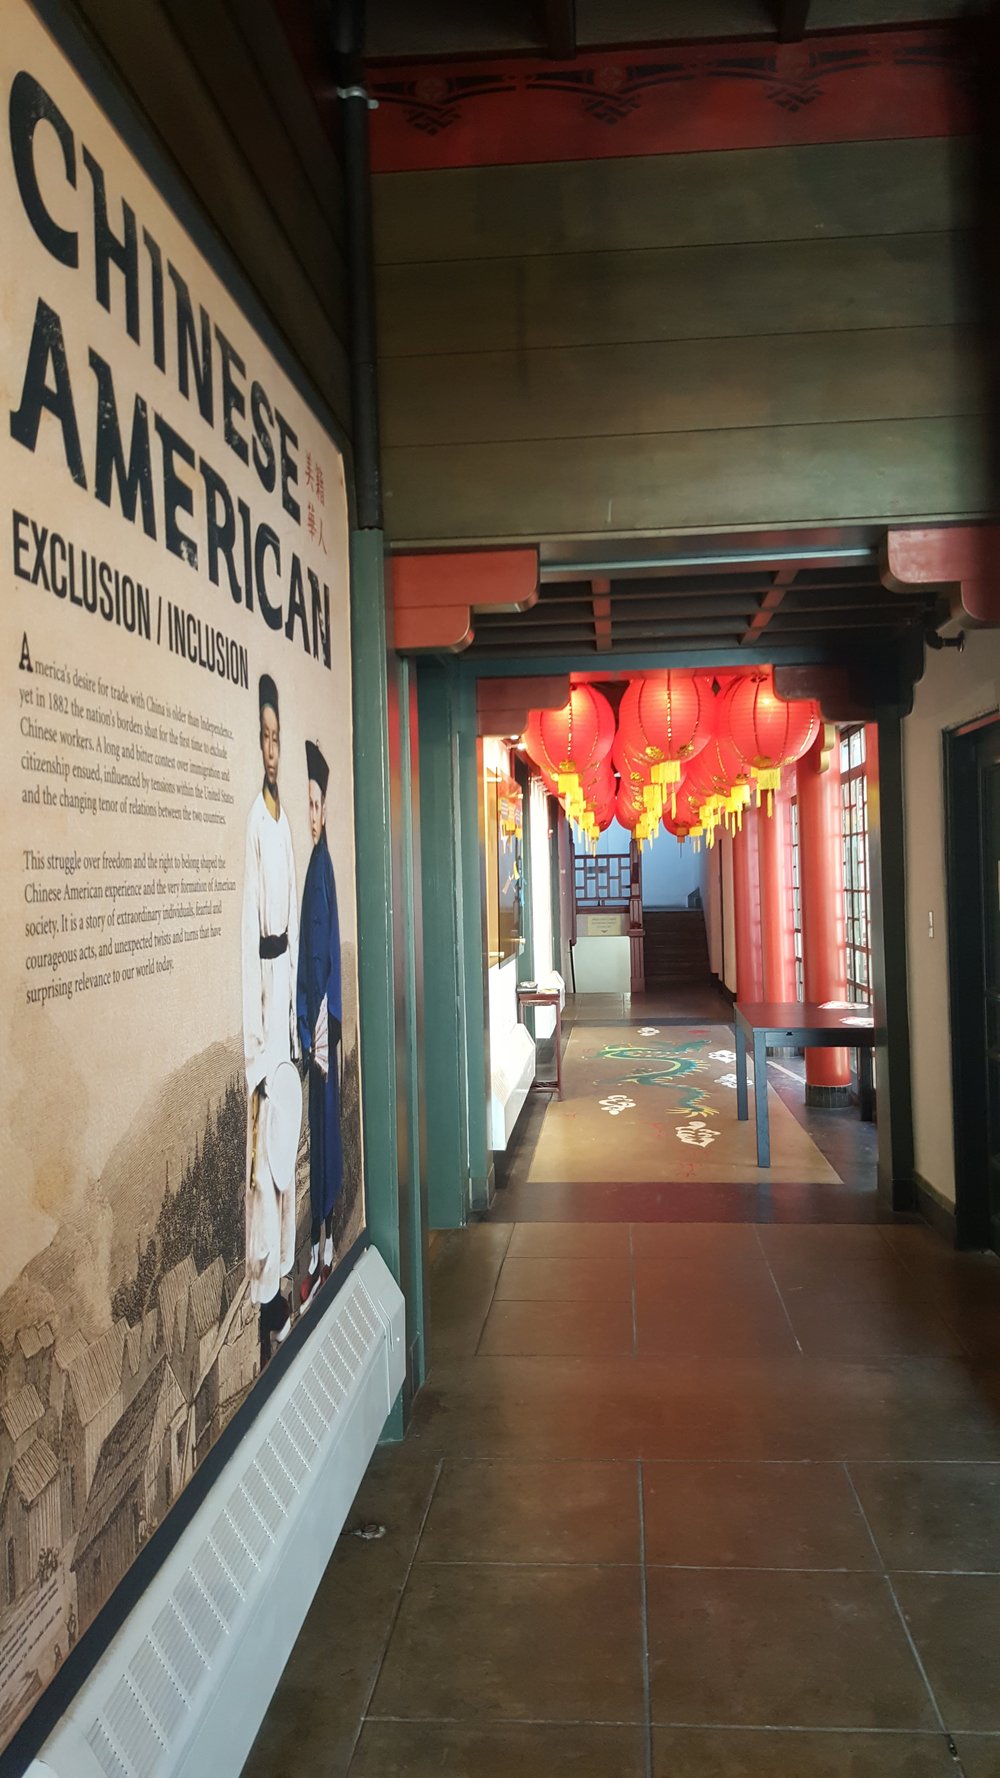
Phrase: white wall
[
  {"left": 904, "top": 630, "right": 1000, "bottom": 1204},
  {"left": 488, "top": 955, "right": 519, "bottom": 1053},
  {"left": 593, "top": 817, "right": 632, "bottom": 856},
  {"left": 573, "top": 936, "right": 631, "bottom": 992},
  {"left": 642, "top": 830, "right": 703, "bottom": 908},
  {"left": 528, "top": 778, "right": 556, "bottom": 1037},
  {"left": 593, "top": 815, "right": 701, "bottom": 907}
]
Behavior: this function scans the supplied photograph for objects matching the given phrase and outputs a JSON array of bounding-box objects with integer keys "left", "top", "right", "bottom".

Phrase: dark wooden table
[
  {"left": 734, "top": 1001, "right": 883, "bottom": 1168},
  {"left": 517, "top": 987, "right": 563, "bottom": 1097}
]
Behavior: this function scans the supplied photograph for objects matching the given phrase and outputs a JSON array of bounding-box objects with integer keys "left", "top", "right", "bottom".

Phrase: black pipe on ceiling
[{"left": 326, "top": 0, "right": 382, "bottom": 531}]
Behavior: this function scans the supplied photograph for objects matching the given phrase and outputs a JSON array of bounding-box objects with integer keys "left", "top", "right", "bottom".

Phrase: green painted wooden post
[
  {"left": 395, "top": 656, "right": 429, "bottom": 1389},
  {"left": 454, "top": 675, "right": 493, "bottom": 1211},
  {"left": 350, "top": 530, "right": 405, "bottom": 1438},
  {"left": 515, "top": 758, "right": 535, "bottom": 988},
  {"left": 869, "top": 712, "right": 916, "bottom": 1211},
  {"left": 550, "top": 805, "right": 564, "bottom": 979},
  {"left": 417, "top": 662, "right": 470, "bottom": 1227}
]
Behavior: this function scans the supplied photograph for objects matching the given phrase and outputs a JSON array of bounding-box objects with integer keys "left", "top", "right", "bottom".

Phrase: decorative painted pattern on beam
[
  {"left": 882, "top": 525, "right": 1000, "bottom": 624},
  {"left": 392, "top": 547, "right": 539, "bottom": 652},
  {"left": 369, "top": 26, "right": 967, "bottom": 173}
]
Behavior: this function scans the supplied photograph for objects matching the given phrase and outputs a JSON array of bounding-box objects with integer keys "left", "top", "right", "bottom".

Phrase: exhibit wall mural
[{"left": 0, "top": 2, "right": 365, "bottom": 1750}]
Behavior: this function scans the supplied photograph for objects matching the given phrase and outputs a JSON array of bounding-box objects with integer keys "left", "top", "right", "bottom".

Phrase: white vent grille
[{"left": 37, "top": 1251, "right": 404, "bottom": 1778}]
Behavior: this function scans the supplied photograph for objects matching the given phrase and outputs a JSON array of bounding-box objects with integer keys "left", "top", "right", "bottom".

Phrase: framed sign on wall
[{"left": 0, "top": 2, "right": 365, "bottom": 1752}]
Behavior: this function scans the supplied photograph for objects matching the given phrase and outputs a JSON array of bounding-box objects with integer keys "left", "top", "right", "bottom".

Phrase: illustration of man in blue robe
[{"left": 297, "top": 740, "right": 344, "bottom": 1306}]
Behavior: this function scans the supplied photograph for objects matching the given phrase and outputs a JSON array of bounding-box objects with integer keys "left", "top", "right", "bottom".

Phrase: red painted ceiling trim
[
  {"left": 477, "top": 676, "right": 572, "bottom": 737},
  {"left": 393, "top": 548, "right": 539, "bottom": 653},
  {"left": 883, "top": 525, "right": 1000, "bottom": 625},
  {"left": 369, "top": 26, "right": 967, "bottom": 174}
]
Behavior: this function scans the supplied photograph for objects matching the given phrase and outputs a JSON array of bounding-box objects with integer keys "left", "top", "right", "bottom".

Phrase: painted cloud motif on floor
[
  {"left": 599, "top": 1094, "right": 636, "bottom": 1117},
  {"left": 675, "top": 1118, "right": 718, "bottom": 1148}
]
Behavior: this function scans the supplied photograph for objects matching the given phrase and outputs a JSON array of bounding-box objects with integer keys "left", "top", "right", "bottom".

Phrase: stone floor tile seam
[
  {"left": 629, "top": 1223, "right": 639, "bottom": 1357},
  {"left": 364, "top": 1712, "right": 649, "bottom": 1728},
  {"left": 410, "top": 1557, "right": 645, "bottom": 1569},
  {"left": 752, "top": 1226, "right": 807, "bottom": 1353},
  {"left": 841, "top": 1462, "right": 955, "bottom": 1744},
  {"left": 637, "top": 1461, "right": 654, "bottom": 1778},
  {"left": 645, "top": 1720, "right": 960, "bottom": 1737},
  {"left": 427, "top": 1453, "right": 644, "bottom": 1469},
  {"left": 885, "top": 1567, "right": 1000, "bottom": 1577},
  {"left": 457, "top": 1348, "right": 993, "bottom": 1370},
  {"left": 846, "top": 1459, "right": 1000, "bottom": 1466},
  {"left": 643, "top": 1562, "right": 904, "bottom": 1574},
  {"left": 933, "top": 1307, "right": 980, "bottom": 1362},
  {"left": 642, "top": 1457, "right": 852, "bottom": 1467},
  {"left": 470, "top": 1223, "right": 516, "bottom": 1358},
  {"left": 346, "top": 1457, "right": 446, "bottom": 1768}
]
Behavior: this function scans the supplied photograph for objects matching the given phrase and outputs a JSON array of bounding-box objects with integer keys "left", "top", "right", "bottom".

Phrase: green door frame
[
  {"left": 868, "top": 713, "right": 916, "bottom": 1214},
  {"left": 408, "top": 644, "right": 918, "bottom": 1247},
  {"left": 350, "top": 532, "right": 428, "bottom": 1435}
]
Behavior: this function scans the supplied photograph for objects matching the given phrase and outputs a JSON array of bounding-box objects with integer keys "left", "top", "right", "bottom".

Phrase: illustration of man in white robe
[{"left": 242, "top": 672, "right": 299, "bottom": 1367}]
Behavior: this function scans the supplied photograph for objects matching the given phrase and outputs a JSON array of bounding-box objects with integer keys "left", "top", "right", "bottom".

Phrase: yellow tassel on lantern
[
  {"left": 650, "top": 758, "right": 683, "bottom": 790},
  {"left": 751, "top": 764, "right": 782, "bottom": 811}
]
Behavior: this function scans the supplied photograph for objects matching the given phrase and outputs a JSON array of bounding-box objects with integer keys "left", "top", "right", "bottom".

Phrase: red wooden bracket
[
  {"left": 393, "top": 548, "right": 539, "bottom": 652},
  {"left": 882, "top": 526, "right": 1000, "bottom": 624},
  {"left": 476, "top": 675, "right": 571, "bottom": 738}
]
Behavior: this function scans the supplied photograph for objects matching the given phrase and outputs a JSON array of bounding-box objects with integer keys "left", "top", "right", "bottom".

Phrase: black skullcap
[
  {"left": 259, "top": 673, "right": 279, "bottom": 721},
  {"left": 305, "top": 739, "right": 329, "bottom": 796}
]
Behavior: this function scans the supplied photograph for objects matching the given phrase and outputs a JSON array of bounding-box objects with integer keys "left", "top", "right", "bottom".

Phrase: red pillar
[
  {"left": 757, "top": 793, "right": 797, "bottom": 1003},
  {"left": 732, "top": 803, "right": 763, "bottom": 1004},
  {"left": 796, "top": 731, "right": 851, "bottom": 1098}
]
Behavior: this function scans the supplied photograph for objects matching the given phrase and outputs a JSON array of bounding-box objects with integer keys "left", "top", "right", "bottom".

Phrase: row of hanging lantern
[{"left": 521, "top": 670, "right": 821, "bottom": 852}]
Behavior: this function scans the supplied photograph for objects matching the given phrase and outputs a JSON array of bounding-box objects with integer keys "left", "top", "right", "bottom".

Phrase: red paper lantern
[
  {"left": 612, "top": 728, "right": 648, "bottom": 777},
  {"left": 585, "top": 761, "right": 617, "bottom": 815},
  {"left": 687, "top": 733, "right": 752, "bottom": 831},
  {"left": 616, "top": 779, "right": 649, "bottom": 832},
  {"left": 666, "top": 789, "right": 706, "bottom": 847},
  {"left": 723, "top": 671, "right": 820, "bottom": 809},
  {"left": 531, "top": 760, "right": 560, "bottom": 798},
  {"left": 662, "top": 809, "right": 701, "bottom": 845},
  {"left": 524, "top": 685, "right": 616, "bottom": 796},
  {"left": 618, "top": 671, "right": 714, "bottom": 813}
]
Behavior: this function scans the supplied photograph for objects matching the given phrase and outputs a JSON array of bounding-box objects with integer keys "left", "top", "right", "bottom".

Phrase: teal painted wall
[
  {"left": 417, "top": 662, "right": 471, "bottom": 1228},
  {"left": 350, "top": 532, "right": 427, "bottom": 1437},
  {"left": 454, "top": 678, "right": 493, "bottom": 1211},
  {"left": 393, "top": 656, "right": 429, "bottom": 1391}
]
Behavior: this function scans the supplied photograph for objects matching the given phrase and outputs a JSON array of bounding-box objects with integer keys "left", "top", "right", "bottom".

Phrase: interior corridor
[{"left": 243, "top": 996, "right": 1000, "bottom": 1778}]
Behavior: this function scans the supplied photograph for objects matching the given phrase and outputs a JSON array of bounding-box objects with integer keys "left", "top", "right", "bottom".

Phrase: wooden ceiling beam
[
  {"left": 740, "top": 566, "right": 796, "bottom": 645},
  {"left": 592, "top": 576, "right": 613, "bottom": 653},
  {"left": 540, "top": 574, "right": 883, "bottom": 602}
]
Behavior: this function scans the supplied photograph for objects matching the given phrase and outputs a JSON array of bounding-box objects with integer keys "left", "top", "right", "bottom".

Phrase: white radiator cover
[{"left": 25, "top": 1247, "right": 405, "bottom": 1778}]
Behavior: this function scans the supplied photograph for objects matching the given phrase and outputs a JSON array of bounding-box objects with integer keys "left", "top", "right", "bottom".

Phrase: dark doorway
[{"left": 946, "top": 714, "right": 1000, "bottom": 1252}]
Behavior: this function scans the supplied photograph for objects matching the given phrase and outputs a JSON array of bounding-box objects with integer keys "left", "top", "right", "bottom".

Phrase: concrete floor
[{"left": 242, "top": 991, "right": 1000, "bottom": 1778}]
